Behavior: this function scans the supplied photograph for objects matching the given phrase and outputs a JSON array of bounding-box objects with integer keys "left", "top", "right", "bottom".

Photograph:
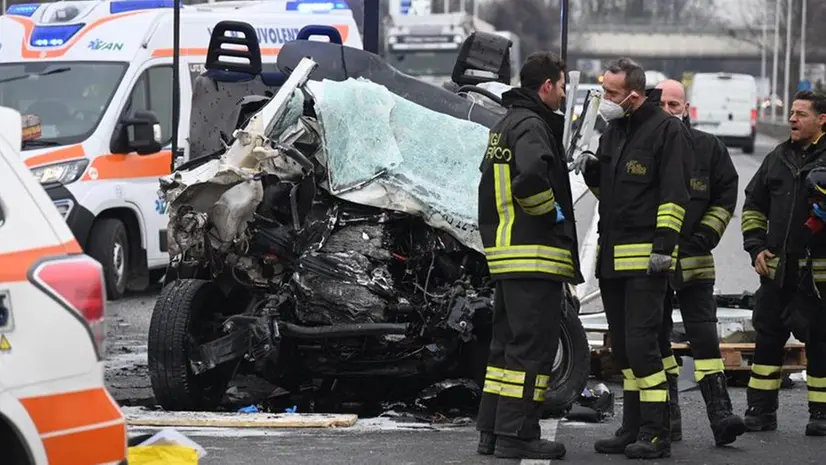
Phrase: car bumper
[{"left": 43, "top": 182, "right": 95, "bottom": 248}]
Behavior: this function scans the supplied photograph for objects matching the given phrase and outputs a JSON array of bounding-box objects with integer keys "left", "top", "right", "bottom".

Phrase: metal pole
[
  {"left": 783, "top": 0, "right": 792, "bottom": 120},
  {"left": 364, "top": 0, "right": 380, "bottom": 54},
  {"left": 761, "top": 0, "right": 768, "bottom": 118},
  {"left": 771, "top": 0, "right": 781, "bottom": 122},
  {"left": 560, "top": 0, "right": 569, "bottom": 64},
  {"left": 800, "top": 0, "right": 807, "bottom": 89},
  {"left": 171, "top": 0, "right": 181, "bottom": 168}
]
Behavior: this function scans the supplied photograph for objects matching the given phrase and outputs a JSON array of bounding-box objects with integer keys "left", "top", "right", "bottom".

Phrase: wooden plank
[{"left": 124, "top": 409, "right": 358, "bottom": 429}]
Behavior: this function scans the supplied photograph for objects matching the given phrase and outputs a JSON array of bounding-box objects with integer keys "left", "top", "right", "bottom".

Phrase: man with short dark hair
[
  {"left": 573, "top": 57, "right": 693, "bottom": 459},
  {"left": 654, "top": 79, "right": 745, "bottom": 446},
  {"left": 476, "top": 51, "right": 583, "bottom": 460},
  {"left": 741, "top": 90, "right": 826, "bottom": 437}
]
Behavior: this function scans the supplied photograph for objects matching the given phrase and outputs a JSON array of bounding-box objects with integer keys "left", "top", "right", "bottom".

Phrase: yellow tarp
[{"left": 127, "top": 445, "right": 199, "bottom": 465}]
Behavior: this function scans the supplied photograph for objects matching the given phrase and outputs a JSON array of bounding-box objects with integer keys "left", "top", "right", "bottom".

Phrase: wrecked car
[{"left": 147, "top": 24, "right": 590, "bottom": 416}]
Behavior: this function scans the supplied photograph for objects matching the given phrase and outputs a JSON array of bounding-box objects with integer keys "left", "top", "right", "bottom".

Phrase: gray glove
[
  {"left": 570, "top": 150, "right": 598, "bottom": 174},
  {"left": 647, "top": 253, "right": 673, "bottom": 274}
]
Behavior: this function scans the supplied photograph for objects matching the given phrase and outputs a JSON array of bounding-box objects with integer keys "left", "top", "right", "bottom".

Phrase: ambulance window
[{"left": 125, "top": 66, "right": 174, "bottom": 146}]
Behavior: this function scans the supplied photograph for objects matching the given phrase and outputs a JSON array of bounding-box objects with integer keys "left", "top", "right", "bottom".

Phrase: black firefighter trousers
[
  {"left": 601, "top": 276, "right": 671, "bottom": 437},
  {"left": 477, "top": 279, "right": 562, "bottom": 439},
  {"left": 748, "top": 275, "right": 826, "bottom": 414},
  {"left": 659, "top": 283, "right": 725, "bottom": 381}
]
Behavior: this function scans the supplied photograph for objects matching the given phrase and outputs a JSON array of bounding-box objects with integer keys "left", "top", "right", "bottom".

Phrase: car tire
[
  {"left": 148, "top": 279, "right": 233, "bottom": 411},
  {"left": 87, "top": 218, "right": 129, "bottom": 301},
  {"left": 742, "top": 139, "right": 755, "bottom": 154},
  {"left": 541, "top": 290, "right": 590, "bottom": 418}
]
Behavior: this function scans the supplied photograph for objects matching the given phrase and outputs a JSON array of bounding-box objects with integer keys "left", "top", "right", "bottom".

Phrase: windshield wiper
[
  {"left": 0, "top": 67, "right": 71, "bottom": 85},
  {"left": 22, "top": 139, "right": 62, "bottom": 148}
]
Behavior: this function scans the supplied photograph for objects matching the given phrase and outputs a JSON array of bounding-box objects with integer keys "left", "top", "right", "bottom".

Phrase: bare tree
[{"left": 479, "top": 0, "right": 561, "bottom": 57}]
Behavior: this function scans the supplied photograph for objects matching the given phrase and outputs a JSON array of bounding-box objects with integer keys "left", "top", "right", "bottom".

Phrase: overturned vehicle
[{"left": 147, "top": 23, "right": 590, "bottom": 415}]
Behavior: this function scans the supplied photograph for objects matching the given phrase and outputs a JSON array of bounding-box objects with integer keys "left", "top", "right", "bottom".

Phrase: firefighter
[
  {"left": 741, "top": 90, "right": 826, "bottom": 437},
  {"left": 476, "top": 51, "right": 584, "bottom": 460},
  {"left": 653, "top": 79, "right": 746, "bottom": 446},
  {"left": 572, "top": 58, "right": 692, "bottom": 459}
]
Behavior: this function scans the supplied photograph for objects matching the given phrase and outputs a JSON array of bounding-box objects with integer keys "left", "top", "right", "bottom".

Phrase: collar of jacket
[
  {"left": 614, "top": 99, "right": 660, "bottom": 131},
  {"left": 502, "top": 87, "right": 565, "bottom": 139},
  {"left": 786, "top": 132, "right": 826, "bottom": 158}
]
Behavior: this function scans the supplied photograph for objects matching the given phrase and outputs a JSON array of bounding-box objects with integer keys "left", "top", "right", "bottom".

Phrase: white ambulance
[
  {"left": 0, "top": 106, "right": 127, "bottom": 465},
  {"left": 0, "top": 0, "right": 362, "bottom": 299}
]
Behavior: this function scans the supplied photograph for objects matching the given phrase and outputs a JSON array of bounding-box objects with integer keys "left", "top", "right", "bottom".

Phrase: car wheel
[
  {"left": 87, "top": 218, "right": 129, "bottom": 301},
  {"left": 148, "top": 279, "right": 234, "bottom": 411},
  {"left": 742, "top": 139, "right": 755, "bottom": 154}
]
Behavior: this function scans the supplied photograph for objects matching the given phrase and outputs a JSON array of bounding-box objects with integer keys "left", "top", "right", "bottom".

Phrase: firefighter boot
[
  {"left": 667, "top": 373, "right": 682, "bottom": 442},
  {"left": 625, "top": 400, "right": 671, "bottom": 459},
  {"left": 493, "top": 404, "right": 566, "bottom": 460},
  {"left": 699, "top": 372, "right": 746, "bottom": 445},
  {"left": 744, "top": 387, "right": 778, "bottom": 432},
  {"left": 806, "top": 405, "right": 826, "bottom": 437},
  {"left": 477, "top": 432, "right": 496, "bottom": 455},
  {"left": 594, "top": 390, "right": 640, "bottom": 454}
]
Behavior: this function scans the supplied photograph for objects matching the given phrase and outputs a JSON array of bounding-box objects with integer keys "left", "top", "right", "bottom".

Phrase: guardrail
[{"left": 756, "top": 120, "right": 788, "bottom": 141}]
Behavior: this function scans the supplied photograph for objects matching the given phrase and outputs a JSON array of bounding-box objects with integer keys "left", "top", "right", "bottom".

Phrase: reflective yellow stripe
[
  {"left": 483, "top": 380, "right": 523, "bottom": 399},
  {"left": 662, "top": 355, "right": 679, "bottom": 375},
  {"left": 493, "top": 164, "right": 515, "bottom": 247},
  {"left": 640, "top": 389, "right": 669, "bottom": 402},
  {"left": 657, "top": 202, "right": 686, "bottom": 232},
  {"left": 515, "top": 188, "right": 555, "bottom": 212},
  {"left": 520, "top": 200, "right": 556, "bottom": 216},
  {"left": 615, "top": 257, "right": 650, "bottom": 271},
  {"left": 485, "top": 245, "right": 573, "bottom": 263},
  {"left": 814, "top": 272, "right": 826, "bottom": 283},
  {"left": 741, "top": 210, "right": 768, "bottom": 232},
  {"left": 485, "top": 366, "right": 526, "bottom": 384},
  {"left": 751, "top": 364, "right": 781, "bottom": 376},
  {"left": 533, "top": 388, "right": 546, "bottom": 402},
  {"left": 766, "top": 257, "right": 779, "bottom": 280},
  {"left": 700, "top": 206, "right": 732, "bottom": 236},
  {"left": 535, "top": 374, "right": 551, "bottom": 389},
  {"left": 622, "top": 368, "right": 639, "bottom": 391},
  {"left": 680, "top": 255, "right": 716, "bottom": 281},
  {"left": 810, "top": 259, "right": 826, "bottom": 270},
  {"left": 613, "top": 243, "right": 678, "bottom": 272},
  {"left": 808, "top": 376, "right": 826, "bottom": 389},
  {"left": 694, "top": 358, "right": 725, "bottom": 381},
  {"left": 488, "top": 258, "right": 575, "bottom": 277},
  {"left": 637, "top": 370, "right": 667, "bottom": 389},
  {"left": 615, "top": 243, "right": 654, "bottom": 257},
  {"left": 809, "top": 391, "right": 826, "bottom": 403},
  {"left": 748, "top": 377, "right": 782, "bottom": 390}
]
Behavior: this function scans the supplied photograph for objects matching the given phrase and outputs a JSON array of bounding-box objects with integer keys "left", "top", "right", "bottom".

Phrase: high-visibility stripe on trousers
[
  {"left": 748, "top": 364, "right": 783, "bottom": 391},
  {"left": 483, "top": 365, "right": 550, "bottom": 402},
  {"left": 663, "top": 355, "right": 680, "bottom": 376},
  {"left": 809, "top": 375, "right": 826, "bottom": 404},
  {"left": 694, "top": 358, "right": 726, "bottom": 382},
  {"left": 638, "top": 370, "right": 669, "bottom": 403}
]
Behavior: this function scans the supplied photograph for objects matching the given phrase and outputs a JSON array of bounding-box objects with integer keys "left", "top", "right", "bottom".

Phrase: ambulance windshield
[{"left": 0, "top": 61, "right": 127, "bottom": 148}]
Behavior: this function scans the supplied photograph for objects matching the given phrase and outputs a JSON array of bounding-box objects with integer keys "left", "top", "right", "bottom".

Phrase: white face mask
[{"left": 598, "top": 93, "right": 635, "bottom": 122}]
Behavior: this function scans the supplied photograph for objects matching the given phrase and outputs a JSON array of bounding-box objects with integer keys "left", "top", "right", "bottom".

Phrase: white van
[
  {"left": 0, "top": 0, "right": 362, "bottom": 299},
  {"left": 688, "top": 72, "right": 758, "bottom": 154},
  {"left": 0, "top": 106, "right": 127, "bottom": 465}
]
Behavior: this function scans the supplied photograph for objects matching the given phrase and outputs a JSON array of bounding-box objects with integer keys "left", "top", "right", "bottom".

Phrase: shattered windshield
[
  {"left": 0, "top": 62, "right": 127, "bottom": 148},
  {"left": 386, "top": 50, "right": 458, "bottom": 77}
]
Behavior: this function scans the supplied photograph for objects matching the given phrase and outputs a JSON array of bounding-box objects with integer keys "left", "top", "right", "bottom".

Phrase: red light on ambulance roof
[{"left": 31, "top": 255, "right": 106, "bottom": 357}]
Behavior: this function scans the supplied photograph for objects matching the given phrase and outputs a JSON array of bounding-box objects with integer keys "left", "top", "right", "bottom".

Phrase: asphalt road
[{"left": 107, "top": 134, "right": 826, "bottom": 464}]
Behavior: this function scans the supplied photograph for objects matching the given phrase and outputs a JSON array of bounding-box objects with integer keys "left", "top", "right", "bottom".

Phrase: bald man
[{"left": 655, "top": 79, "right": 745, "bottom": 446}]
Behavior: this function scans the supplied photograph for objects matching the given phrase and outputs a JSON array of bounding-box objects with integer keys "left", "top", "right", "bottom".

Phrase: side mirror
[{"left": 121, "top": 110, "right": 162, "bottom": 155}]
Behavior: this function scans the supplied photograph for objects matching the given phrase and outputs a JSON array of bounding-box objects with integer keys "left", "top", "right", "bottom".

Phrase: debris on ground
[{"left": 127, "top": 428, "right": 206, "bottom": 465}]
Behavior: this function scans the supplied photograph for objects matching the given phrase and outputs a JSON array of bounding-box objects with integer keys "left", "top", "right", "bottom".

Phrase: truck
[{"left": 385, "top": 12, "right": 519, "bottom": 86}]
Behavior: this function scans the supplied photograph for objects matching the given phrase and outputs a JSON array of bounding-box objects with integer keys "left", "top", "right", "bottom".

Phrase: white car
[{"left": 688, "top": 73, "right": 758, "bottom": 154}]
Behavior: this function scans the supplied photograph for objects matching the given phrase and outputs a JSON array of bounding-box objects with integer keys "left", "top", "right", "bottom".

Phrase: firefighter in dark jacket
[
  {"left": 741, "top": 90, "right": 826, "bottom": 437},
  {"left": 476, "top": 51, "right": 583, "bottom": 460},
  {"left": 653, "top": 80, "right": 746, "bottom": 446},
  {"left": 572, "top": 58, "right": 692, "bottom": 459}
]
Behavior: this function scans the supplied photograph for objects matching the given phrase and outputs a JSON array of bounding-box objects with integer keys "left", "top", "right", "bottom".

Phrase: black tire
[
  {"left": 542, "top": 291, "right": 590, "bottom": 418},
  {"left": 742, "top": 140, "right": 755, "bottom": 154},
  {"left": 148, "top": 279, "right": 233, "bottom": 411},
  {"left": 87, "top": 218, "right": 129, "bottom": 301}
]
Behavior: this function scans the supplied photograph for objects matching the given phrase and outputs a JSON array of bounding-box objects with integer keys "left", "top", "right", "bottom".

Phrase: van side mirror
[{"left": 117, "top": 110, "right": 162, "bottom": 155}]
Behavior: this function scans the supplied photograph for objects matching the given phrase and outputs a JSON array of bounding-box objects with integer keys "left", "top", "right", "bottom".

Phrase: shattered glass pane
[{"left": 310, "top": 78, "right": 489, "bottom": 248}]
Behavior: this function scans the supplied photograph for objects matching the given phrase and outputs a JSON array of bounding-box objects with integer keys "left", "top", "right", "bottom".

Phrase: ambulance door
[{"left": 115, "top": 64, "right": 174, "bottom": 268}]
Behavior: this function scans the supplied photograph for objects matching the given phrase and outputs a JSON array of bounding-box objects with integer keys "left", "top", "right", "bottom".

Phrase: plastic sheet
[
  {"left": 311, "top": 78, "right": 489, "bottom": 251},
  {"left": 128, "top": 445, "right": 199, "bottom": 465}
]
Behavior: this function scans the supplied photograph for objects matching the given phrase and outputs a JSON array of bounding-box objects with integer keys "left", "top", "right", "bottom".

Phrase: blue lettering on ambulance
[{"left": 206, "top": 27, "right": 302, "bottom": 45}]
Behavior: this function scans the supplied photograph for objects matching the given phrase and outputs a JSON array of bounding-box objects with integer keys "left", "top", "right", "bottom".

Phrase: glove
[
  {"left": 570, "top": 150, "right": 598, "bottom": 174},
  {"left": 814, "top": 202, "right": 826, "bottom": 220},
  {"left": 554, "top": 204, "right": 566, "bottom": 223},
  {"left": 647, "top": 253, "right": 673, "bottom": 274}
]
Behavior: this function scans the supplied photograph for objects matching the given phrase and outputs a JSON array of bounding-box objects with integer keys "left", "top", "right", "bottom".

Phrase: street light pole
[
  {"left": 783, "top": 0, "right": 792, "bottom": 120},
  {"left": 560, "top": 0, "right": 569, "bottom": 64},
  {"left": 771, "top": 0, "right": 781, "bottom": 122},
  {"left": 800, "top": 0, "right": 807, "bottom": 89},
  {"left": 761, "top": 0, "right": 768, "bottom": 119}
]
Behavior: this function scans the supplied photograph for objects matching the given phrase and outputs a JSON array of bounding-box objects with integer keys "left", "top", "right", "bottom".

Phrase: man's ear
[{"left": 818, "top": 112, "right": 826, "bottom": 128}]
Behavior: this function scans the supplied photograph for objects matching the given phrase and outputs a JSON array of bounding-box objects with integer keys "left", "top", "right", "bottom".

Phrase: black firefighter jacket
[
  {"left": 478, "top": 88, "right": 584, "bottom": 284},
  {"left": 742, "top": 135, "right": 826, "bottom": 288},
  {"left": 672, "top": 125, "right": 739, "bottom": 288},
  {"left": 583, "top": 100, "right": 693, "bottom": 279}
]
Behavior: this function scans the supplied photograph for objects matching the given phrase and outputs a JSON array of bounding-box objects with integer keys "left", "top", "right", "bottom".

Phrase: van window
[{"left": 125, "top": 66, "right": 174, "bottom": 146}]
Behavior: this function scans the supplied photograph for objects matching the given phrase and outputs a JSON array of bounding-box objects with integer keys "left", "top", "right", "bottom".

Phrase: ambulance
[
  {"left": 0, "top": 0, "right": 362, "bottom": 300},
  {"left": 0, "top": 106, "right": 127, "bottom": 465}
]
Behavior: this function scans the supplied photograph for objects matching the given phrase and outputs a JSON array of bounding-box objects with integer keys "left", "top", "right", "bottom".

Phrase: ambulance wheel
[
  {"left": 148, "top": 279, "right": 233, "bottom": 411},
  {"left": 541, "top": 293, "right": 590, "bottom": 418},
  {"left": 742, "top": 139, "right": 755, "bottom": 154},
  {"left": 87, "top": 218, "right": 129, "bottom": 301}
]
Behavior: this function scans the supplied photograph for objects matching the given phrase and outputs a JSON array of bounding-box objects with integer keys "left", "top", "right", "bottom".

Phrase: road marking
[{"left": 520, "top": 419, "right": 559, "bottom": 465}]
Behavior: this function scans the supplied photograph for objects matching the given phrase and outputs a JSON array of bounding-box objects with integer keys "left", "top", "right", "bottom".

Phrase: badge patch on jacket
[
  {"left": 690, "top": 178, "right": 708, "bottom": 192},
  {"left": 625, "top": 160, "right": 647, "bottom": 176}
]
